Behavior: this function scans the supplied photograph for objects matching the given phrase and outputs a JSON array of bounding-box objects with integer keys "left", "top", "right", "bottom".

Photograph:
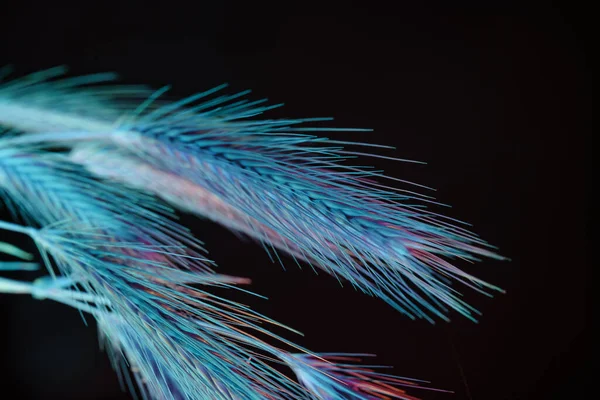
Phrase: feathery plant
[{"left": 0, "top": 66, "right": 505, "bottom": 399}]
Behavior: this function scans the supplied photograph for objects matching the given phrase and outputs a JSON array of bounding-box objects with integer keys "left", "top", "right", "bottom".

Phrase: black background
[{"left": 0, "top": 2, "right": 589, "bottom": 399}]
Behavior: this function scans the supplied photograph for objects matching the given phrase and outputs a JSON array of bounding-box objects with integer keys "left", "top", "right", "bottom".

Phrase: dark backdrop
[{"left": 0, "top": 2, "right": 589, "bottom": 399}]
